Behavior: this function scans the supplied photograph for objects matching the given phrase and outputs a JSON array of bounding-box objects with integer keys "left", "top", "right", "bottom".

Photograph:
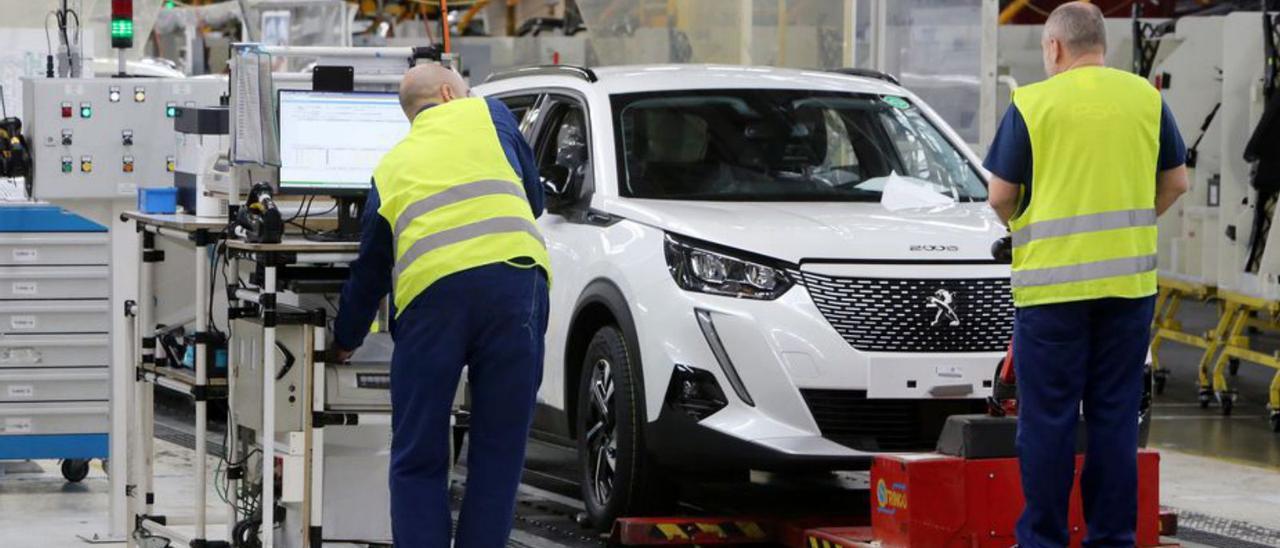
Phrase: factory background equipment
[
  {"left": 22, "top": 77, "right": 225, "bottom": 201},
  {"left": 0, "top": 203, "right": 110, "bottom": 483}
]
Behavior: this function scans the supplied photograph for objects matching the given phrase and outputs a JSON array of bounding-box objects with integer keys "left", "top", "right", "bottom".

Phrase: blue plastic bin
[{"left": 137, "top": 187, "right": 178, "bottom": 214}]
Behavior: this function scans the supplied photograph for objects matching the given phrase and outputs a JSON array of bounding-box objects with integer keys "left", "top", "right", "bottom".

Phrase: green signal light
[
  {"left": 164, "top": 0, "right": 175, "bottom": 8},
  {"left": 79, "top": 106, "right": 92, "bottom": 118},
  {"left": 111, "top": 18, "right": 134, "bottom": 48},
  {"left": 111, "top": 19, "right": 133, "bottom": 39},
  {"left": 165, "top": 105, "right": 178, "bottom": 118}
]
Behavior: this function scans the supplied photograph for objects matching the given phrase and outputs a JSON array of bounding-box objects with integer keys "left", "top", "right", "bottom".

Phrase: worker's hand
[{"left": 331, "top": 346, "right": 354, "bottom": 364}]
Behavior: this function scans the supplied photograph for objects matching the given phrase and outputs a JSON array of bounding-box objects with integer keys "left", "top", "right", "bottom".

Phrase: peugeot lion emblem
[{"left": 925, "top": 289, "right": 961, "bottom": 327}]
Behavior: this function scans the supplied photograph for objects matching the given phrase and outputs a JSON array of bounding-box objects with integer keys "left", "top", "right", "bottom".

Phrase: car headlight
[{"left": 664, "top": 234, "right": 794, "bottom": 300}]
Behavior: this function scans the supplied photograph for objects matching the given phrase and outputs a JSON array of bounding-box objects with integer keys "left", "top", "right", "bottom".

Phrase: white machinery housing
[{"left": 23, "top": 77, "right": 226, "bottom": 200}]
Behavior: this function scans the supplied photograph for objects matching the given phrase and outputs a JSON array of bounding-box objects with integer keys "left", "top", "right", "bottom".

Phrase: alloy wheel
[{"left": 584, "top": 357, "right": 617, "bottom": 507}]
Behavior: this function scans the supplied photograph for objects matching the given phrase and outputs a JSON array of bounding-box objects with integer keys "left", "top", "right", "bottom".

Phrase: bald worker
[
  {"left": 985, "top": 3, "right": 1188, "bottom": 547},
  {"left": 332, "top": 64, "right": 550, "bottom": 546}
]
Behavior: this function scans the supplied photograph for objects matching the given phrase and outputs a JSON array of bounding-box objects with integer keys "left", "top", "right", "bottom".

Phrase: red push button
[{"left": 60, "top": 102, "right": 72, "bottom": 118}]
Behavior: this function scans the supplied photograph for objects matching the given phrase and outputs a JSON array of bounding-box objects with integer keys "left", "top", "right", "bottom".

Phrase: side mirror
[
  {"left": 541, "top": 165, "right": 571, "bottom": 196},
  {"left": 540, "top": 165, "right": 578, "bottom": 211}
]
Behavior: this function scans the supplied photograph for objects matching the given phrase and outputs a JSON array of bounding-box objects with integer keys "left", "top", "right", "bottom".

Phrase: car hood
[{"left": 605, "top": 199, "right": 1007, "bottom": 264}]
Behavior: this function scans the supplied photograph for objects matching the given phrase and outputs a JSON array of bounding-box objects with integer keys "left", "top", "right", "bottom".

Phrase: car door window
[
  {"left": 495, "top": 94, "right": 542, "bottom": 136},
  {"left": 536, "top": 99, "right": 590, "bottom": 189}
]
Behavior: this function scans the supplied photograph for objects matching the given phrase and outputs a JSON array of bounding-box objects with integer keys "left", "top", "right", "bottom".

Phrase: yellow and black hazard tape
[
  {"left": 806, "top": 534, "right": 862, "bottom": 548},
  {"left": 644, "top": 520, "right": 770, "bottom": 543}
]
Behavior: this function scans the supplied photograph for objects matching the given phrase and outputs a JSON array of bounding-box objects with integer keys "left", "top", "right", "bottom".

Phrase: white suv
[{"left": 476, "top": 65, "right": 1012, "bottom": 528}]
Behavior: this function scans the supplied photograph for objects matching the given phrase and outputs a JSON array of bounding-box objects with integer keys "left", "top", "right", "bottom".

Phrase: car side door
[{"left": 524, "top": 92, "right": 597, "bottom": 430}]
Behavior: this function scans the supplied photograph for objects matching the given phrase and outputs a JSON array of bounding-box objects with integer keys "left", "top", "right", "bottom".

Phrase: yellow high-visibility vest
[
  {"left": 373, "top": 97, "right": 550, "bottom": 316},
  {"left": 1008, "top": 66, "right": 1162, "bottom": 307}
]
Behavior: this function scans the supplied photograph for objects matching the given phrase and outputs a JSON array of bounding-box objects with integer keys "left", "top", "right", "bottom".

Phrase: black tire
[
  {"left": 61, "top": 459, "right": 89, "bottom": 483},
  {"left": 1270, "top": 412, "right": 1280, "bottom": 434},
  {"left": 1220, "top": 393, "right": 1234, "bottom": 416},
  {"left": 575, "top": 325, "right": 674, "bottom": 531},
  {"left": 1198, "top": 389, "right": 1212, "bottom": 409}
]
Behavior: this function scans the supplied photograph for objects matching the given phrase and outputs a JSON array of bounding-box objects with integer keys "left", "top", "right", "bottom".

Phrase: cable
[
  {"left": 43, "top": 12, "right": 55, "bottom": 57},
  {"left": 207, "top": 222, "right": 236, "bottom": 338},
  {"left": 283, "top": 196, "right": 314, "bottom": 224},
  {"left": 57, "top": 0, "right": 72, "bottom": 76}
]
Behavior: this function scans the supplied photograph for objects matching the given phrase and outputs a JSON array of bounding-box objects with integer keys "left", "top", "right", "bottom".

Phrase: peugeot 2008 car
[{"left": 475, "top": 65, "right": 1011, "bottom": 528}]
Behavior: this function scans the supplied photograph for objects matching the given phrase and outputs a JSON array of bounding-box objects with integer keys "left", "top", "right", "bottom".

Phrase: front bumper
[{"left": 634, "top": 264, "right": 1008, "bottom": 470}]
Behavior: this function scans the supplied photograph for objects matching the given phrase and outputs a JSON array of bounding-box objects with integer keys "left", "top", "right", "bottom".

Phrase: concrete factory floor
[{"left": 2, "top": 302, "right": 1279, "bottom": 547}]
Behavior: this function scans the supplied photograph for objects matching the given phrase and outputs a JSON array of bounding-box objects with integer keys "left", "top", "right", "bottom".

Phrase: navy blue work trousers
[
  {"left": 1013, "top": 295, "right": 1154, "bottom": 548},
  {"left": 388, "top": 263, "right": 548, "bottom": 547}
]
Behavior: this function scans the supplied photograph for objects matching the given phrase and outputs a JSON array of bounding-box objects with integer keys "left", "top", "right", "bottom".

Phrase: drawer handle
[{"left": 0, "top": 348, "right": 41, "bottom": 365}]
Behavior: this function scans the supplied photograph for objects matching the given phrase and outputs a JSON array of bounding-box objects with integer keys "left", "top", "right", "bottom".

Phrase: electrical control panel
[{"left": 22, "top": 77, "right": 226, "bottom": 200}]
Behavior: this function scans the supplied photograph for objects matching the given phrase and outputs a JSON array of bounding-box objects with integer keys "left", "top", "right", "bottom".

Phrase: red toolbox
[{"left": 869, "top": 450, "right": 1162, "bottom": 547}]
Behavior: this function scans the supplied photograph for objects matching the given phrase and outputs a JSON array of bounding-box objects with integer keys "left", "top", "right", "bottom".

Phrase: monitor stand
[{"left": 309, "top": 196, "right": 364, "bottom": 242}]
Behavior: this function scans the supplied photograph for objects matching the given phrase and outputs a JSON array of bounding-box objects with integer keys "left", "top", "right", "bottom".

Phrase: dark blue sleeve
[
  {"left": 983, "top": 105, "right": 1033, "bottom": 186},
  {"left": 487, "top": 97, "right": 545, "bottom": 218},
  {"left": 333, "top": 185, "right": 393, "bottom": 351},
  {"left": 1157, "top": 101, "right": 1188, "bottom": 172}
]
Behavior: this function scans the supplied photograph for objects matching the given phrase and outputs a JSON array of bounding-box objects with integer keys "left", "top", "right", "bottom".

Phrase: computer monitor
[
  {"left": 278, "top": 90, "right": 406, "bottom": 193},
  {"left": 278, "top": 90, "right": 407, "bottom": 237}
]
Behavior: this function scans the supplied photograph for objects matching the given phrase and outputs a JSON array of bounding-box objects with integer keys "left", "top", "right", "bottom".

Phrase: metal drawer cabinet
[
  {"left": 0, "top": 233, "right": 109, "bottom": 266},
  {"left": 0, "top": 368, "right": 109, "bottom": 402},
  {"left": 0, "top": 300, "right": 109, "bottom": 334},
  {"left": 0, "top": 334, "right": 110, "bottom": 368},
  {"left": 0, "top": 266, "right": 109, "bottom": 299},
  {"left": 0, "top": 401, "right": 109, "bottom": 435}
]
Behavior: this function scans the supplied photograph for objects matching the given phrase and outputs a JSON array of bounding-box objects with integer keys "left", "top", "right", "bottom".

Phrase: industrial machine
[
  {"left": 174, "top": 104, "right": 235, "bottom": 217},
  {"left": 21, "top": 77, "right": 225, "bottom": 200}
]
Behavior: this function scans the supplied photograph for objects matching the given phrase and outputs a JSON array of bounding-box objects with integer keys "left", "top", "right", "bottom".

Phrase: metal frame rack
[
  {"left": 220, "top": 237, "right": 368, "bottom": 548},
  {"left": 121, "top": 212, "right": 230, "bottom": 547},
  {"left": 123, "top": 209, "right": 385, "bottom": 547}
]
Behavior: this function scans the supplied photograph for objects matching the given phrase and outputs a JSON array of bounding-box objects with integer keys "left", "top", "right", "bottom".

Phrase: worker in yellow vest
[
  {"left": 985, "top": 3, "right": 1189, "bottom": 547},
  {"left": 331, "top": 64, "right": 550, "bottom": 547}
]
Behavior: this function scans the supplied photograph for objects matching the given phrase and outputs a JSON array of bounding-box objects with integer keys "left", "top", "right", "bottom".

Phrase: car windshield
[{"left": 612, "top": 89, "right": 987, "bottom": 202}]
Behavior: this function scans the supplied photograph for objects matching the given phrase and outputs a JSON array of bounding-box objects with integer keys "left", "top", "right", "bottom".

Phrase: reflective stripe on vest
[
  {"left": 1011, "top": 208, "right": 1156, "bottom": 248},
  {"left": 1011, "top": 254, "right": 1157, "bottom": 287},
  {"left": 392, "top": 216, "right": 542, "bottom": 282},
  {"left": 373, "top": 97, "right": 550, "bottom": 315},
  {"left": 1008, "top": 66, "right": 1162, "bottom": 307},
  {"left": 392, "top": 179, "right": 529, "bottom": 239}
]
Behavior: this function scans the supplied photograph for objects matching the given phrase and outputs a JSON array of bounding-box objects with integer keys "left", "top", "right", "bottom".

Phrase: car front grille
[
  {"left": 801, "top": 389, "right": 987, "bottom": 452},
  {"left": 798, "top": 273, "right": 1014, "bottom": 353}
]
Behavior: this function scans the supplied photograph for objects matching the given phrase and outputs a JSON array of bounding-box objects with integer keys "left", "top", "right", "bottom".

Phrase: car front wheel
[{"left": 576, "top": 325, "right": 674, "bottom": 531}]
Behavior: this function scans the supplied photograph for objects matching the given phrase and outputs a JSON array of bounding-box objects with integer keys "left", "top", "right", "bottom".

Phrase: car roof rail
[
  {"left": 484, "top": 65, "right": 598, "bottom": 84},
  {"left": 827, "top": 67, "right": 900, "bottom": 86}
]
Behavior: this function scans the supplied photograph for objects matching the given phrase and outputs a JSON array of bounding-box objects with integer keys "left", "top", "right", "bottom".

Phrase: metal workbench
[{"left": 123, "top": 210, "right": 379, "bottom": 547}]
